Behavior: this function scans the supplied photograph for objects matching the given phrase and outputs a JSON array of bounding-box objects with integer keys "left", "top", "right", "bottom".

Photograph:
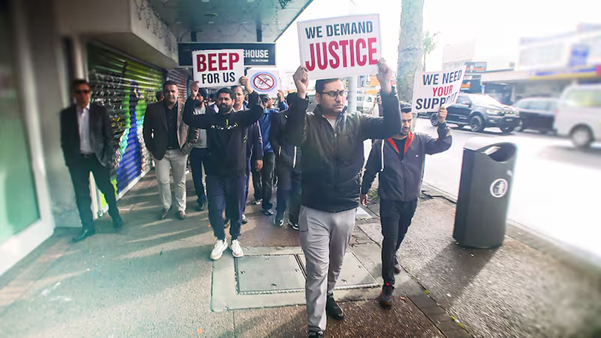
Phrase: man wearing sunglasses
[
  {"left": 287, "top": 59, "right": 401, "bottom": 338},
  {"left": 60, "top": 79, "right": 123, "bottom": 242}
]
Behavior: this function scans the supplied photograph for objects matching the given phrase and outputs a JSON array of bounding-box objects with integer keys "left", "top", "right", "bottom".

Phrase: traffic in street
[{"left": 411, "top": 119, "right": 601, "bottom": 261}]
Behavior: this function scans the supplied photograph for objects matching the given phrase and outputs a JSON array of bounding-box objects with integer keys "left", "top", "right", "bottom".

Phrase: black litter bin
[{"left": 453, "top": 138, "right": 517, "bottom": 248}]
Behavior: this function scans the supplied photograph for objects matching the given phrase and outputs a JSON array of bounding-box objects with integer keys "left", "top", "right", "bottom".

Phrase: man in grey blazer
[
  {"left": 143, "top": 80, "right": 196, "bottom": 220},
  {"left": 60, "top": 79, "right": 122, "bottom": 242}
]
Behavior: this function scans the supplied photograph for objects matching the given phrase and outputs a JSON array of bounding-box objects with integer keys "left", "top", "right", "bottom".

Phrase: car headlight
[{"left": 487, "top": 109, "right": 502, "bottom": 115}]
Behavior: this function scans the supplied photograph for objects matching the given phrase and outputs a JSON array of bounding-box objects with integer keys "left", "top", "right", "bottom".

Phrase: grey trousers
[{"left": 299, "top": 205, "right": 356, "bottom": 332}]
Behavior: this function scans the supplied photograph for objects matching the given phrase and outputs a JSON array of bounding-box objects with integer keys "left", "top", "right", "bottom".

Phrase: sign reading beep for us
[
  {"left": 297, "top": 14, "right": 382, "bottom": 80},
  {"left": 193, "top": 49, "right": 244, "bottom": 88}
]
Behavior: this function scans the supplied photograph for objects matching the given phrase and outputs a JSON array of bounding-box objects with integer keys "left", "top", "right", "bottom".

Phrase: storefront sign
[
  {"left": 412, "top": 67, "right": 465, "bottom": 113},
  {"left": 192, "top": 49, "right": 244, "bottom": 88},
  {"left": 465, "top": 62, "right": 487, "bottom": 73},
  {"left": 297, "top": 14, "right": 382, "bottom": 79},
  {"left": 179, "top": 43, "right": 276, "bottom": 67}
]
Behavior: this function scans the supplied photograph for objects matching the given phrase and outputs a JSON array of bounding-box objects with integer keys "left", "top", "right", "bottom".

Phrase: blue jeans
[
  {"left": 189, "top": 148, "right": 208, "bottom": 205},
  {"left": 206, "top": 174, "right": 246, "bottom": 241}
]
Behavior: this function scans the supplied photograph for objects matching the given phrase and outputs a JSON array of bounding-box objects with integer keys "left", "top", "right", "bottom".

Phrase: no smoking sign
[{"left": 248, "top": 69, "right": 280, "bottom": 96}]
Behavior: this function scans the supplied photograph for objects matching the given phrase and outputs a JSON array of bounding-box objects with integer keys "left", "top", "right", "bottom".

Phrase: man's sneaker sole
[{"left": 379, "top": 297, "right": 393, "bottom": 308}]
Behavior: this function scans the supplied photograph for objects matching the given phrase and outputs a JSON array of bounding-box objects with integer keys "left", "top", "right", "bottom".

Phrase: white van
[{"left": 555, "top": 84, "right": 601, "bottom": 149}]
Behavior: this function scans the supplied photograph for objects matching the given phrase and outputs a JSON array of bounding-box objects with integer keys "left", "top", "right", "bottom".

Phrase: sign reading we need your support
[
  {"left": 412, "top": 67, "right": 465, "bottom": 113},
  {"left": 192, "top": 49, "right": 244, "bottom": 88},
  {"left": 297, "top": 14, "right": 382, "bottom": 79}
]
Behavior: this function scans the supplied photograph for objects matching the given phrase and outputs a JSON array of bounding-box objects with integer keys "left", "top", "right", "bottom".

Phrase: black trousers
[
  {"left": 189, "top": 147, "right": 208, "bottom": 205},
  {"left": 380, "top": 199, "right": 418, "bottom": 285},
  {"left": 206, "top": 174, "right": 246, "bottom": 241},
  {"left": 252, "top": 151, "right": 276, "bottom": 210},
  {"left": 68, "top": 155, "right": 120, "bottom": 230},
  {"left": 275, "top": 164, "right": 301, "bottom": 224}
]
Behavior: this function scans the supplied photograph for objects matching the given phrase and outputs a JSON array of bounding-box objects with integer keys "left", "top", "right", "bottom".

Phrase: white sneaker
[
  {"left": 210, "top": 239, "right": 228, "bottom": 260},
  {"left": 230, "top": 239, "right": 244, "bottom": 258}
]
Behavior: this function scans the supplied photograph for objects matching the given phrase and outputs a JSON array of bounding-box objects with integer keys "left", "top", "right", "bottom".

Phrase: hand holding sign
[
  {"left": 376, "top": 58, "right": 392, "bottom": 95},
  {"left": 438, "top": 106, "right": 448, "bottom": 123},
  {"left": 293, "top": 66, "right": 309, "bottom": 99},
  {"left": 239, "top": 76, "right": 253, "bottom": 94}
]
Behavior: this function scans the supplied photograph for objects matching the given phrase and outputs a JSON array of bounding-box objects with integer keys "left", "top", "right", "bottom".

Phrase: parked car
[
  {"left": 555, "top": 84, "right": 601, "bottom": 149},
  {"left": 430, "top": 93, "right": 520, "bottom": 133},
  {"left": 514, "top": 97, "right": 558, "bottom": 134}
]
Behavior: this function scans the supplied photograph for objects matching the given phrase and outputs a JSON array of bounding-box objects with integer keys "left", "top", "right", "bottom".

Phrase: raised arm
[
  {"left": 360, "top": 140, "right": 383, "bottom": 205},
  {"left": 285, "top": 66, "right": 309, "bottom": 146},
  {"left": 360, "top": 59, "right": 401, "bottom": 140},
  {"left": 235, "top": 76, "right": 264, "bottom": 127},
  {"left": 425, "top": 107, "right": 452, "bottom": 155},
  {"left": 252, "top": 121, "right": 264, "bottom": 161},
  {"left": 270, "top": 112, "right": 282, "bottom": 156},
  {"left": 183, "top": 96, "right": 212, "bottom": 129}
]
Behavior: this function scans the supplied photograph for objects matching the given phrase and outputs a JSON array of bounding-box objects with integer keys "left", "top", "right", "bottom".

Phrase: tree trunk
[{"left": 397, "top": 0, "right": 425, "bottom": 127}]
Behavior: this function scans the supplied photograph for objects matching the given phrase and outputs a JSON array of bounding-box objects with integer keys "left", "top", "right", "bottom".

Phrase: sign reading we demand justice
[
  {"left": 192, "top": 49, "right": 244, "bottom": 88},
  {"left": 412, "top": 67, "right": 466, "bottom": 113},
  {"left": 297, "top": 14, "right": 382, "bottom": 79}
]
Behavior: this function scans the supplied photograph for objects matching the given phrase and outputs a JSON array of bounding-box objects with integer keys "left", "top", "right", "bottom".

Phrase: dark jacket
[
  {"left": 247, "top": 121, "right": 263, "bottom": 161},
  {"left": 143, "top": 100, "right": 194, "bottom": 160},
  {"left": 183, "top": 91, "right": 264, "bottom": 177},
  {"left": 270, "top": 108, "right": 301, "bottom": 171},
  {"left": 60, "top": 103, "right": 115, "bottom": 167},
  {"left": 361, "top": 123, "right": 452, "bottom": 202},
  {"left": 286, "top": 90, "right": 401, "bottom": 213},
  {"left": 184, "top": 96, "right": 204, "bottom": 148}
]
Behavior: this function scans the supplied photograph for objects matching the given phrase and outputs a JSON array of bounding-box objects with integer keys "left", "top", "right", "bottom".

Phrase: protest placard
[
  {"left": 247, "top": 69, "right": 280, "bottom": 97},
  {"left": 297, "top": 14, "right": 381, "bottom": 80},
  {"left": 192, "top": 49, "right": 244, "bottom": 88},
  {"left": 412, "top": 67, "right": 465, "bottom": 113}
]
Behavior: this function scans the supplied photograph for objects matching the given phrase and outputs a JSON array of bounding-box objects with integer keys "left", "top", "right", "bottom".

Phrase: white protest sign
[
  {"left": 247, "top": 69, "right": 280, "bottom": 97},
  {"left": 412, "top": 67, "right": 465, "bottom": 113},
  {"left": 192, "top": 49, "right": 244, "bottom": 88},
  {"left": 297, "top": 14, "right": 382, "bottom": 80}
]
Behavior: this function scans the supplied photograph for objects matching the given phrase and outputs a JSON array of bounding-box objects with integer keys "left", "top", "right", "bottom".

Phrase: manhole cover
[
  {"left": 235, "top": 255, "right": 305, "bottom": 295},
  {"left": 298, "top": 252, "right": 378, "bottom": 290}
]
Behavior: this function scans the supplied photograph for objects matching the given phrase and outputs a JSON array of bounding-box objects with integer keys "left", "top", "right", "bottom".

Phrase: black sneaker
[
  {"left": 308, "top": 331, "right": 323, "bottom": 338},
  {"left": 275, "top": 214, "right": 284, "bottom": 227},
  {"left": 326, "top": 294, "right": 344, "bottom": 320},
  {"left": 241, "top": 214, "right": 248, "bottom": 224},
  {"left": 262, "top": 209, "right": 274, "bottom": 216},
  {"left": 290, "top": 222, "right": 300, "bottom": 231},
  {"left": 379, "top": 283, "right": 394, "bottom": 308}
]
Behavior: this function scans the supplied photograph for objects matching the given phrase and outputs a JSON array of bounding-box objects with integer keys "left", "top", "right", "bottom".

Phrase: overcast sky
[{"left": 276, "top": 0, "right": 600, "bottom": 73}]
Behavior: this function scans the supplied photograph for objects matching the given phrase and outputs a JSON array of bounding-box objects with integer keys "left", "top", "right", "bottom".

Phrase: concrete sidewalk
[{"left": 0, "top": 171, "right": 600, "bottom": 337}]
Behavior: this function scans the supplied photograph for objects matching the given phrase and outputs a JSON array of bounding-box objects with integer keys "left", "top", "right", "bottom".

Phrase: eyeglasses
[
  {"left": 74, "top": 90, "right": 91, "bottom": 95},
  {"left": 319, "top": 90, "right": 348, "bottom": 99}
]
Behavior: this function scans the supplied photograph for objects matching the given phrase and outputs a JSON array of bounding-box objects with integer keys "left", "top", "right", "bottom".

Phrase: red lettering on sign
[
  {"left": 356, "top": 38, "right": 367, "bottom": 66},
  {"left": 219, "top": 53, "right": 227, "bottom": 71},
  {"left": 349, "top": 39, "right": 355, "bottom": 67},
  {"left": 317, "top": 42, "right": 328, "bottom": 70},
  {"left": 339, "top": 40, "right": 349, "bottom": 68},
  {"left": 368, "top": 37, "right": 378, "bottom": 65},
  {"left": 229, "top": 53, "right": 239, "bottom": 70},
  {"left": 197, "top": 54, "right": 207, "bottom": 72},
  {"left": 329, "top": 41, "right": 340, "bottom": 69},
  {"left": 306, "top": 44, "right": 316, "bottom": 71},
  {"left": 208, "top": 53, "right": 217, "bottom": 72}
]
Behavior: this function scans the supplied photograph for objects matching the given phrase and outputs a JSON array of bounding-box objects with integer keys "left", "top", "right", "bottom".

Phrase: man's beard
[
  {"left": 400, "top": 127, "right": 410, "bottom": 136},
  {"left": 219, "top": 103, "right": 232, "bottom": 112}
]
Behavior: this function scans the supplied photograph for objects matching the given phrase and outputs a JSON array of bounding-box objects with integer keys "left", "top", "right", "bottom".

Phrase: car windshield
[{"left": 469, "top": 95, "right": 503, "bottom": 106}]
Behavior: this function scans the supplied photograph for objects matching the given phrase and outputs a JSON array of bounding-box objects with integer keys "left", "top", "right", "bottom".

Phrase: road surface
[{"left": 402, "top": 119, "right": 601, "bottom": 261}]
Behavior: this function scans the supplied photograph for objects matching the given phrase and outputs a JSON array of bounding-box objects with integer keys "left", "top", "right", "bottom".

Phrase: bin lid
[{"left": 464, "top": 137, "right": 516, "bottom": 152}]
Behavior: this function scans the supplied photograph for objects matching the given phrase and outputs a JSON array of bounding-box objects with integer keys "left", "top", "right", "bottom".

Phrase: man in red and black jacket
[{"left": 361, "top": 104, "right": 451, "bottom": 308}]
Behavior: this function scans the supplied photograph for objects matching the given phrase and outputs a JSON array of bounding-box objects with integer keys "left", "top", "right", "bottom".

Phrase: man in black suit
[
  {"left": 60, "top": 79, "right": 122, "bottom": 242},
  {"left": 143, "top": 80, "right": 196, "bottom": 220}
]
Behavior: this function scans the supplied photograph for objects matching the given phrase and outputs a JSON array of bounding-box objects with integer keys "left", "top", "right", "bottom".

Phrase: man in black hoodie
[
  {"left": 183, "top": 77, "right": 263, "bottom": 260},
  {"left": 361, "top": 104, "right": 451, "bottom": 308},
  {"left": 286, "top": 59, "right": 401, "bottom": 338}
]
